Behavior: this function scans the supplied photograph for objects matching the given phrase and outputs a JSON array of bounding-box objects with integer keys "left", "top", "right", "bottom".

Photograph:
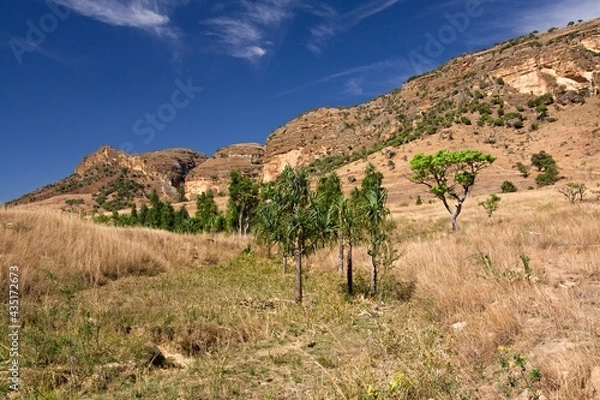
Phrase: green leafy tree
[
  {"left": 279, "top": 167, "right": 313, "bottom": 303},
  {"left": 146, "top": 190, "right": 163, "bottom": 228},
  {"left": 174, "top": 205, "right": 190, "bottom": 232},
  {"left": 410, "top": 150, "right": 496, "bottom": 231},
  {"left": 531, "top": 151, "right": 560, "bottom": 186},
  {"left": 515, "top": 162, "right": 530, "bottom": 178},
  {"left": 196, "top": 191, "right": 220, "bottom": 231},
  {"left": 139, "top": 203, "right": 149, "bottom": 226},
  {"left": 160, "top": 202, "right": 175, "bottom": 231},
  {"left": 479, "top": 194, "right": 501, "bottom": 219},
  {"left": 130, "top": 204, "right": 139, "bottom": 225},
  {"left": 227, "top": 171, "right": 259, "bottom": 235}
]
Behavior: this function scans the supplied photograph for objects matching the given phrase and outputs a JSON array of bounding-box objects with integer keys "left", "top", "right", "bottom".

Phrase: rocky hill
[
  {"left": 7, "top": 147, "right": 207, "bottom": 211},
  {"left": 263, "top": 18, "right": 600, "bottom": 181},
  {"left": 184, "top": 143, "right": 264, "bottom": 199},
  {"left": 6, "top": 18, "right": 600, "bottom": 212}
]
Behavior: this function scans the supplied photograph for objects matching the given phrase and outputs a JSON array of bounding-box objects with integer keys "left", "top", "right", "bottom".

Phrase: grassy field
[{"left": 1, "top": 191, "right": 600, "bottom": 399}]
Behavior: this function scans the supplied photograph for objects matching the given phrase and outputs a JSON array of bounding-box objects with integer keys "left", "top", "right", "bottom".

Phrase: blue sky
[{"left": 1, "top": 0, "right": 599, "bottom": 203}]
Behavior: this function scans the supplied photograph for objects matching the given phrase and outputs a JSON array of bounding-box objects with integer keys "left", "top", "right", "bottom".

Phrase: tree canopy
[{"left": 410, "top": 149, "right": 496, "bottom": 230}]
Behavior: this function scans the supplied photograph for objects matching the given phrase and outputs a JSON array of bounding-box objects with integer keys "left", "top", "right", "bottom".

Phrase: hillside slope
[{"left": 6, "top": 18, "right": 600, "bottom": 211}]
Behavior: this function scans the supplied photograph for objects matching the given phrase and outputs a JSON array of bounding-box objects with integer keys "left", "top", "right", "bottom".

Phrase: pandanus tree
[
  {"left": 315, "top": 173, "right": 344, "bottom": 274},
  {"left": 254, "top": 182, "right": 291, "bottom": 270},
  {"left": 269, "top": 166, "right": 337, "bottom": 303},
  {"left": 337, "top": 191, "right": 361, "bottom": 295},
  {"left": 276, "top": 167, "right": 318, "bottom": 303},
  {"left": 357, "top": 164, "right": 390, "bottom": 297}
]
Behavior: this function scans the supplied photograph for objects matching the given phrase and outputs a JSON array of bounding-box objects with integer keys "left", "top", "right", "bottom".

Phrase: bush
[
  {"left": 535, "top": 169, "right": 560, "bottom": 186},
  {"left": 501, "top": 181, "right": 518, "bottom": 193},
  {"left": 515, "top": 162, "right": 530, "bottom": 178},
  {"left": 460, "top": 116, "right": 472, "bottom": 125},
  {"left": 531, "top": 151, "right": 560, "bottom": 186}
]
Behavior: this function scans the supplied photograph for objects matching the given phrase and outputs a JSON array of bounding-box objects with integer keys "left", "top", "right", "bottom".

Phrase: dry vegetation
[
  {"left": 0, "top": 209, "right": 247, "bottom": 295},
  {"left": 1, "top": 190, "right": 600, "bottom": 399}
]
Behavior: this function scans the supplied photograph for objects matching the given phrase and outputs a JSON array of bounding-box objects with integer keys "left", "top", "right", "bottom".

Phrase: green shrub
[{"left": 501, "top": 181, "right": 518, "bottom": 193}]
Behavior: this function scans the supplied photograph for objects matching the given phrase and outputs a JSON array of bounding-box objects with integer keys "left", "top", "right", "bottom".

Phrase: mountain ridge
[{"left": 6, "top": 18, "right": 600, "bottom": 212}]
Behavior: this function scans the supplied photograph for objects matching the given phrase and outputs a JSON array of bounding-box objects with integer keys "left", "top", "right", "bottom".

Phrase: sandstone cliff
[
  {"left": 184, "top": 143, "right": 264, "bottom": 198},
  {"left": 262, "top": 19, "right": 600, "bottom": 181}
]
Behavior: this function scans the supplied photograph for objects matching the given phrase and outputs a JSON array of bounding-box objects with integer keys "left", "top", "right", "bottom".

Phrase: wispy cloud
[
  {"left": 201, "top": 0, "right": 296, "bottom": 61},
  {"left": 275, "top": 58, "right": 410, "bottom": 98},
  {"left": 50, "top": 0, "right": 184, "bottom": 43},
  {"left": 306, "top": 0, "right": 401, "bottom": 55},
  {"left": 503, "top": 0, "right": 600, "bottom": 34}
]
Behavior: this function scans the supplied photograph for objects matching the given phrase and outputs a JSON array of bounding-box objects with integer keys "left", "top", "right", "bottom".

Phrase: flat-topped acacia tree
[{"left": 410, "top": 149, "right": 496, "bottom": 231}]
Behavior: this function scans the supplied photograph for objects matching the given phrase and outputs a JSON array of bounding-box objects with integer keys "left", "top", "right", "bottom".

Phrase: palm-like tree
[
  {"left": 254, "top": 183, "right": 291, "bottom": 269},
  {"left": 337, "top": 193, "right": 361, "bottom": 294},
  {"left": 356, "top": 164, "right": 390, "bottom": 297},
  {"left": 275, "top": 166, "right": 338, "bottom": 303},
  {"left": 315, "top": 173, "right": 344, "bottom": 274}
]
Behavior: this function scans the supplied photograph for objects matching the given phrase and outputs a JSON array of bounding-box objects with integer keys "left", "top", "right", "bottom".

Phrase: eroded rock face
[
  {"left": 262, "top": 20, "right": 600, "bottom": 179},
  {"left": 9, "top": 146, "right": 207, "bottom": 207},
  {"left": 75, "top": 146, "right": 207, "bottom": 190},
  {"left": 184, "top": 143, "right": 264, "bottom": 198}
]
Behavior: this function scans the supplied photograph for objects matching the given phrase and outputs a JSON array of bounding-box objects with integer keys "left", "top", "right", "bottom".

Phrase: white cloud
[
  {"left": 306, "top": 0, "right": 401, "bottom": 55},
  {"left": 344, "top": 78, "right": 364, "bottom": 95},
  {"left": 50, "top": 0, "right": 182, "bottom": 40},
  {"left": 508, "top": 0, "right": 600, "bottom": 34},
  {"left": 202, "top": 0, "right": 296, "bottom": 61},
  {"left": 275, "top": 58, "right": 410, "bottom": 98}
]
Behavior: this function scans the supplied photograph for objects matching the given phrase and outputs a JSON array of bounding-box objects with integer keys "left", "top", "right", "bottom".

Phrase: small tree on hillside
[
  {"left": 410, "top": 150, "right": 496, "bottom": 231},
  {"left": 478, "top": 194, "right": 501, "bottom": 219},
  {"left": 558, "top": 183, "right": 587, "bottom": 203},
  {"left": 531, "top": 151, "right": 560, "bottom": 186}
]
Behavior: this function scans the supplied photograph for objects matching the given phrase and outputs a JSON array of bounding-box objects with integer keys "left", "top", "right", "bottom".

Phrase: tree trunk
[
  {"left": 450, "top": 201, "right": 463, "bottom": 231},
  {"left": 238, "top": 207, "right": 243, "bottom": 236},
  {"left": 347, "top": 241, "right": 353, "bottom": 295},
  {"left": 450, "top": 214, "right": 459, "bottom": 231},
  {"left": 370, "top": 253, "right": 377, "bottom": 297},
  {"left": 282, "top": 253, "right": 287, "bottom": 274},
  {"left": 294, "top": 248, "right": 303, "bottom": 304},
  {"left": 337, "top": 237, "right": 344, "bottom": 275}
]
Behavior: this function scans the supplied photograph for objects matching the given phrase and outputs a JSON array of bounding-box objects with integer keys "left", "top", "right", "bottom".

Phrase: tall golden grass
[
  {"left": 1, "top": 192, "right": 599, "bottom": 398},
  {"left": 388, "top": 200, "right": 600, "bottom": 398},
  {"left": 0, "top": 208, "right": 248, "bottom": 295}
]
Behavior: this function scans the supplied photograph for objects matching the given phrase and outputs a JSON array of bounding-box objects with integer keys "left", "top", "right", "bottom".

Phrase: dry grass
[
  {"left": 0, "top": 208, "right": 248, "bottom": 295},
  {"left": 388, "top": 198, "right": 600, "bottom": 398},
  {"left": 1, "top": 192, "right": 600, "bottom": 399}
]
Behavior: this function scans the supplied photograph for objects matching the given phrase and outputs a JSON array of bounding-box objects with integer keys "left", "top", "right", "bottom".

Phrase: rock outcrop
[
  {"left": 262, "top": 19, "right": 600, "bottom": 181},
  {"left": 184, "top": 143, "right": 264, "bottom": 198}
]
